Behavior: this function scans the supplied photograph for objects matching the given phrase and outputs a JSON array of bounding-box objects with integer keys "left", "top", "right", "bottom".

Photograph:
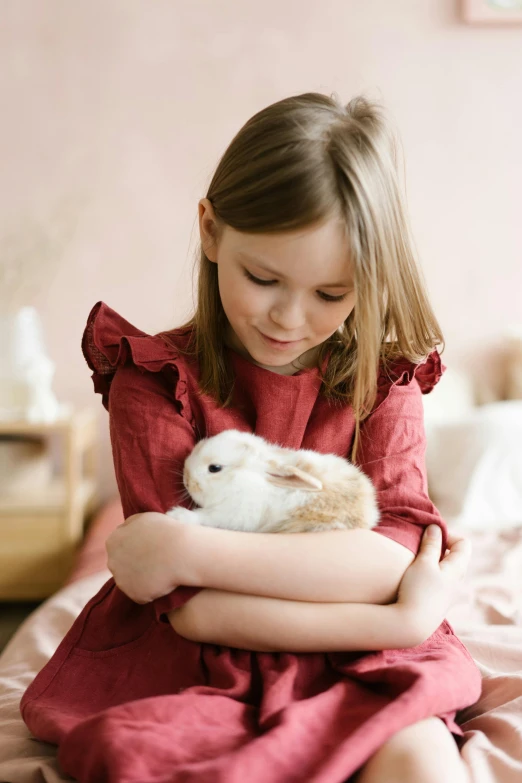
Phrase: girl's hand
[
  {"left": 106, "top": 512, "right": 189, "bottom": 604},
  {"left": 396, "top": 525, "right": 472, "bottom": 641}
]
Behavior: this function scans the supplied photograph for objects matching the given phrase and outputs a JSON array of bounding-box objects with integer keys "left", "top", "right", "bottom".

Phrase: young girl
[{"left": 21, "top": 92, "right": 481, "bottom": 783}]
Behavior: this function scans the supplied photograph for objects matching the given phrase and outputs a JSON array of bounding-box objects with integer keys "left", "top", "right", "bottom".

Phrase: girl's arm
[
  {"left": 168, "top": 589, "right": 416, "bottom": 652},
  {"left": 168, "top": 526, "right": 470, "bottom": 652},
  {"left": 181, "top": 522, "right": 414, "bottom": 605},
  {"left": 108, "top": 381, "right": 433, "bottom": 606},
  {"left": 172, "top": 370, "right": 447, "bottom": 606},
  {"left": 175, "top": 366, "right": 440, "bottom": 607},
  {"left": 107, "top": 373, "right": 444, "bottom": 608},
  {"left": 108, "top": 513, "right": 413, "bottom": 605}
]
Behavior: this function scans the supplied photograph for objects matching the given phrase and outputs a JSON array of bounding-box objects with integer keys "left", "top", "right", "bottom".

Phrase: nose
[{"left": 269, "top": 293, "right": 306, "bottom": 333}]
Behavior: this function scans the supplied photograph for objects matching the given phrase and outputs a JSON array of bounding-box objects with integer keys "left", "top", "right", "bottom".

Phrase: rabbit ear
[{"left": 265, "top": 464, "right": 323, "bottom": 492}]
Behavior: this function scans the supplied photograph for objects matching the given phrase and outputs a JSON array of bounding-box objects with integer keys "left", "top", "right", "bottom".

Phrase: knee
[
  {"left": 386, "top": 717, "right": 450, "bottom": 756},
  {"left": 353, "top": 718, "right": 469, "bottom": 783}
]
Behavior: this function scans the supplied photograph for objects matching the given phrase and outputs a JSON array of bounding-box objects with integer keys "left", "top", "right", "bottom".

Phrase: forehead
[{"left": 224, "top": 219, "right": 353, "bottom": 286}]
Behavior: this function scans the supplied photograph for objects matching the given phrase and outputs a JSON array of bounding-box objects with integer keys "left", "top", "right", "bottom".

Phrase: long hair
[{"left": 159, "top": 92, "right": 444, "bottom": 461}]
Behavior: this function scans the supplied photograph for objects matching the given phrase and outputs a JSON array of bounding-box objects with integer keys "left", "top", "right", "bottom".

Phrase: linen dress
[{"left": 20, "top": 301, "right": 482, "bottom": 783}]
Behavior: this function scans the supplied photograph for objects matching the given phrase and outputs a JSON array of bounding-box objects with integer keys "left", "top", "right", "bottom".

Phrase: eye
[
  {"left": 208, "top": 464, "right": 223, "bottom": 473},
  {"left": 317, "top": 292, "right": 348, "bottom": 303},
  {"left": 243, "top": 269, "right": 348, "bottom": 303},
  {"left": 243, "top": 269, "right": 274, "bottom": 286}
]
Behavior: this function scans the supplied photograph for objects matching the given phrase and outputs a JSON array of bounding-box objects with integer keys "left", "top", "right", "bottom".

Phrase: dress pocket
[
  {"left": 71, "top": 580, "right": 159, "bottom": 657},
  {"left": 72, "top": 620, "right": 157, "bottom": 658}
]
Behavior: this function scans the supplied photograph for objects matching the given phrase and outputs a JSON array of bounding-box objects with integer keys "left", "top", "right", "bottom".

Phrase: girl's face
[{"left": 198, "top": 199, "right": 356, "bottom": 375}]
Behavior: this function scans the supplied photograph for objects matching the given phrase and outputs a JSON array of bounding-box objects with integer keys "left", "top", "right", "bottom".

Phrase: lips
[
  {"left": 256, "top": 329, "right": 304, "bottom": 352},
  {"left": 260, "top": 330, "right": 300, "bottom": 344},
  {"left": 264, "top": 335, "right": 293, "bottom": 344}
]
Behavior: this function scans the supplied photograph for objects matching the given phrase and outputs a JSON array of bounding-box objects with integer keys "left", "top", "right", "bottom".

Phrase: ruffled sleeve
[
  {"left": 81, "top": 301, "right": 193, "bottom": 426},
  {"left": 80, "top": 301, "right": 199, "bottom": 516},
  {"left": 81, "top": 301, "right": 202, "bottom": 617},
  {"left": 372, "top": 350, "right": 445, "bottom": 413},
  {"left": 357, "top": 349, "right": 448, "bottom": 556}
]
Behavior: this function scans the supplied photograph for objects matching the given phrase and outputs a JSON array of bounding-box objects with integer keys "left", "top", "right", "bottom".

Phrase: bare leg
[{"left": 352, "top": 717, "right": 469, "bottom": 783}]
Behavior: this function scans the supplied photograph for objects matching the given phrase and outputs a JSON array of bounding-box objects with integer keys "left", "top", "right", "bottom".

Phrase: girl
[{"left": 21, "top": 92, "right": 481, "bottom": 783}]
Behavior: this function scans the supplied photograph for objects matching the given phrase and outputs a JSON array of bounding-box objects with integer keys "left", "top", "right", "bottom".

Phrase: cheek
[
  {"left": 314, "top": 296, "right": 355, "bottom": 335},
  {"left": 337, "top": 293, "right": 356, "bottom": 323},
  {"left": 218, "top": 270, "right": 267, "bottom": 321}
]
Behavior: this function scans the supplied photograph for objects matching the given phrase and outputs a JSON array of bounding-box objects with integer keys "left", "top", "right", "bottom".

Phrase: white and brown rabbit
[{"left": 166, "top": 429, "right": 379, "bottom": 534}]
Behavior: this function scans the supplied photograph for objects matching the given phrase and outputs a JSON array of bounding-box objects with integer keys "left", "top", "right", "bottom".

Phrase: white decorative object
[
  {"left": 0, "top": 199, "right": 83, "bottom": 423},
  {"left": 0, "top": 307, "right": 61, "bottom": 422}
]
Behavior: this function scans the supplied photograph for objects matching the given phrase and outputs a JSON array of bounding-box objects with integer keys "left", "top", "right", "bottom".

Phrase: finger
[
  {"left": 417, "top": 525, "right": 442, "bottom": 558},
  {"left": 444, "top": 533, "right": 471, "bottom": 558},
  {"left": 442, "top": 536, "right": 472, "bottom": 565},
  {"left": 445, "top": 530, "right": 469, "bottom": 548},
  {"left": 114, "top": 584, "right": 147, "bottom": 604},
  {"left": 440, "top": 537, "right": 472, "bottom": 575},
  {"left": 442, "top": 530, "right": 469, "bottom": 559}
]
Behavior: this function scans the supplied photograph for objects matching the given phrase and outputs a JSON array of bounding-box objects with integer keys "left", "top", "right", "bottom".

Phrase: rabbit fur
[{"left": 166, "top": 429, "right": 379, "bottom": 534}]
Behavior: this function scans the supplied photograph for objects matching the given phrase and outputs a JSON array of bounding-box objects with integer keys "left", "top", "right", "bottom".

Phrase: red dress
[{"left": 20, "top": 302, "right": 482, "bottom": 783}]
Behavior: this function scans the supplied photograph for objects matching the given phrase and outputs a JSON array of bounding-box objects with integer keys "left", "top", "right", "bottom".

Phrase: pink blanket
[
  {"left": 1, "top": 522, "right": 522, "bottom": 782},
  {"left": 446, "top": 526, "right": 522, "bottom": 782}
]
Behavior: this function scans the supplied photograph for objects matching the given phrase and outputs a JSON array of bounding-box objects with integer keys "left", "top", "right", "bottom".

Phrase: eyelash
[{"left": 242, "top": 269, "right": 348, "bottom": 303}]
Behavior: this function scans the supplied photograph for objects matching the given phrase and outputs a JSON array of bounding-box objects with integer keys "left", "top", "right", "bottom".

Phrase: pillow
[
  {"left": 422, "top": 366, "right": 476, "bottom": 424},
  {"left": 424, "top": 400, "right": 522, "bottom": 530}
]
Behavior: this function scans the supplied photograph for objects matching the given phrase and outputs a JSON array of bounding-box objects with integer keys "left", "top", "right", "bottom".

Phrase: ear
[
  {"left": 265, "top": 463, "right": 323, "bottom": 492},
  {"left": 198, "top": 198, "right": 222, "bottom": 263}
]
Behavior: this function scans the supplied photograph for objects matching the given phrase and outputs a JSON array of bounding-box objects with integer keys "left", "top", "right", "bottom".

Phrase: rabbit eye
[{"left": 208, "top": 464, "right": 223, "bottom": 473}]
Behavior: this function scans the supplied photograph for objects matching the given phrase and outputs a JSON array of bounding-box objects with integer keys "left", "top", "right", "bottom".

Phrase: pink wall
[{"left": 1, "top": 1, "right": 521, "bottom": 503}]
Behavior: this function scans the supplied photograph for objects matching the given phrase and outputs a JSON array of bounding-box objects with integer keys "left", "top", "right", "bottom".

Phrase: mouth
[{"left": 258, "top": 329, "right": 303, "bottom": 350}]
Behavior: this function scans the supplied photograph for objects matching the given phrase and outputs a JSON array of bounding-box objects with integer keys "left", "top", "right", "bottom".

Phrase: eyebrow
[{"left": 237, "top": 252, "right": 353, "bottom": 289}]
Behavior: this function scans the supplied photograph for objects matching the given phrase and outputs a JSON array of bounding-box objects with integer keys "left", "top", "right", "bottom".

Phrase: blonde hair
[{"left": 160, "top": 92, "right": 444, "bottom": 461}]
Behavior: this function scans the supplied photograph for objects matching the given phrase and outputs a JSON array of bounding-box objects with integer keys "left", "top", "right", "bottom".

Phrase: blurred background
[
  {"left": 2, "top": 0, "right": 522, "bottom": 503},
  {"left": 0, "top": 0, "right": 521, "bottom": 612},
  {"left": 2, "top": 8, "right": 522, "bottom": 778}
]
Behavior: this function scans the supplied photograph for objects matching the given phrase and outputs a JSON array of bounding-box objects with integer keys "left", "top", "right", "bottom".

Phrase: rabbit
[{"left": 165, "top": 429, "right": 380, "bottom": 534}]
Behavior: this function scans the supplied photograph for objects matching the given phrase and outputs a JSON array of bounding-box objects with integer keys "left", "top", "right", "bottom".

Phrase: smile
[{"left": 258, "top": 330, "right": 303, "bottom": 350}]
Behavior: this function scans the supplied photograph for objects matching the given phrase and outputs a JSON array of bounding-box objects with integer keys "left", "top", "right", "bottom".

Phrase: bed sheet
[
  {"left": 1, "top": 518, "right": 522, "bottom": 782},
  {"left": 0, "top": 569, "right": 110, "bottom": 783}
]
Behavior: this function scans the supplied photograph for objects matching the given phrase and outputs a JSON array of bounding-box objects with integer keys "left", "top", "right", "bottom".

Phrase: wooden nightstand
[{"left": 0, "top": 407, "right": 100, "bottom": 600}]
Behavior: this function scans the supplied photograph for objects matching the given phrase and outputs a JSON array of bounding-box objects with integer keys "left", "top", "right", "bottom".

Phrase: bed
[{"left": 1, "top": 390, "right": 522, "bottom": 782}]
